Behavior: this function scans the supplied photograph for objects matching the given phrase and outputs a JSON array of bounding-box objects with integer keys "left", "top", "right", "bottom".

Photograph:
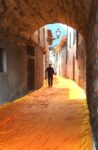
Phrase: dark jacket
[{"left": 46, "top": 66, "right": 54, "bottom": 77}]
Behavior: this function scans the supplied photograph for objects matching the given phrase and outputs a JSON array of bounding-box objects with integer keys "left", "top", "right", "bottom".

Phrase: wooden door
[{"left": 27, "top": 45, "right": 35, "bottom": 91}]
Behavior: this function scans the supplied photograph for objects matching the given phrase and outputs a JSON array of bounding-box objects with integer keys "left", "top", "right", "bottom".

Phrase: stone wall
[
  {"left": 0, "top": 0, "right": 94, "bottom": 42},
  {"left": 0, "top": 37, "right": 44, "bottom": 104},
  {"left": 0, "top": 24, "right": 49, "bottom": 104},
  {"left": 58, "top": 28, "right": 86, "bottom": 91},
  {"left": 35, "top": 44, "right": 44, "bottom": 89},
  {"left": 85, "top": 5, "right": 98, "bottom": 149},
  {"left": 0, "top": 37, "right": 27, "bottom": 103},
  {"left": 59, "top": 44, "right": 67, "bottom": 77},
  {"left": 60, "top": 31, "right": 86, "bottom": 90},
  {"left": 77, "top": 34, "right": 86, "bottom": 90}
]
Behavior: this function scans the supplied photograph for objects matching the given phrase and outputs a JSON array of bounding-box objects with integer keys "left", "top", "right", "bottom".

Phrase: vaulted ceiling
[{"left": 0, "top": 0, "right": 97, "bottom": 42}]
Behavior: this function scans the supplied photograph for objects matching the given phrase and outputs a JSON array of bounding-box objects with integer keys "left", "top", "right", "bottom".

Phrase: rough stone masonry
[{"left": 0, "top": 0, "right": 98, "bottom": 149}]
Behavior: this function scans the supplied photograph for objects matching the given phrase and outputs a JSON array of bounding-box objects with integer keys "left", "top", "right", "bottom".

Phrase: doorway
[
  {"left": 27, "top": 45, "right": 35, "bottom": 91},
  {"left": 73, "top": 55, "right": 75, "bottom": 80}
]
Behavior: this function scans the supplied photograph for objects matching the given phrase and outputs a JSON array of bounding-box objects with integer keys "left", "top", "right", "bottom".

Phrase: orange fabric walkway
[{"left": 0, "top": 76, "right": 93, "bottom": 150}]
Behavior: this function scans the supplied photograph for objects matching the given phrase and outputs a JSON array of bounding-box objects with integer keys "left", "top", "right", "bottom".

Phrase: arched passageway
[{"left": 0, "top": 0, "right": 98, "bottom": 148}]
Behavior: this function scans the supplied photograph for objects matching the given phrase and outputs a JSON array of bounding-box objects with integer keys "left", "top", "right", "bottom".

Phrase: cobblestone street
[{"left": 0, "top": 76, "right": 92, "bottom": 150}]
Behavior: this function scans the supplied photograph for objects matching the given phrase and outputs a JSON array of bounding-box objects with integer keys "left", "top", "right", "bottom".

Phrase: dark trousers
[{"left": 48, "top": 76, "right": 53, "bottom": 86}]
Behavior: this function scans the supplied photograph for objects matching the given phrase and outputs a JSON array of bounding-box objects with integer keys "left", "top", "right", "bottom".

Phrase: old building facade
[
  {"left": 66, "top": 26, "right": 86, "bottom": 89},
  {"left": 0, "top": 26, "right": 48, "bottom": 104},
  {"left": 54, "top": 26, "right": 86, "bottom": 90}
]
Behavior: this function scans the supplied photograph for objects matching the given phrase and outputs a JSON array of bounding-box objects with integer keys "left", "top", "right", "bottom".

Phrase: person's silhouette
[{"left": 46, "top": 64, "right": 54, "bottom": 87}]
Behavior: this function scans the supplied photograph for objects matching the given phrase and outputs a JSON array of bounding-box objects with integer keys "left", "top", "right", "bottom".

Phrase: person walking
[{"left": 46, "top": 64, "right": 54, "bottom": 87}]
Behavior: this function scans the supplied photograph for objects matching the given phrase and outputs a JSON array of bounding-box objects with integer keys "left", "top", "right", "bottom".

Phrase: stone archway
[
  {"left": 0, "top": 0, "right": 98, "bottom": 148},
  {"left": 0, "top": 0, "right": 95, "bottom": 40},
  {"left": 85, "top": 7, "right": 98, "bottom": 148}
]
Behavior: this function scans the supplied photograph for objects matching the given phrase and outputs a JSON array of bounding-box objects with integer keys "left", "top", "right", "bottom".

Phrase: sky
[{"left": 48, "top": 23, "right": 68, "bottom": 47}]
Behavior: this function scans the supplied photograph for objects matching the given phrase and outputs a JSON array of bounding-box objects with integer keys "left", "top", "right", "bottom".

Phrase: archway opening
[
  {"left": 31, "top": 23, "right": 86, "bottom": 91},
  {"left": 0, "top": 0, "right": 97, "bottom": 148}
]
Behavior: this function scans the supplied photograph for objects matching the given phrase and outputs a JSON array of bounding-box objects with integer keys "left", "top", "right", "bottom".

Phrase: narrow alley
[{"left": 0, "top": 76, "right": 92, "bottom": 150}]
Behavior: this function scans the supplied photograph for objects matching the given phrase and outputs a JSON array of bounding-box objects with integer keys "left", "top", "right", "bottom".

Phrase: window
[
  {"left": 27, "top": 45, "right": 35, "bottom": 56},
  {"left": 38, "top": 29, "right": 40, "bottom": 44},
  {"left": 73, "top": 30, "right": 76, "bottom": 44},
  {"left": 69, "top": 32, "right": 71, "bottom": 48},
  {"left": 0, "top": 48, "right": 7, "bottom": 73},
  {"left": 27, "top": 45, "right": 35, "bottom": 90},
  {"left": 76, "top": 31, "right": 79, "bottom": 60},
  {"left": 66, "top": 50, "right": 69, "bottom": 64},
  {"left": 43, "top": 29, "right": 45, "bottom": 46}
]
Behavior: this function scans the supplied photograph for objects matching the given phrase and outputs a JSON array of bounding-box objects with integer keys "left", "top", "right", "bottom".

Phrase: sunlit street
[{"left": 0, "top": 76, "right": 92, "bottom": 150}]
